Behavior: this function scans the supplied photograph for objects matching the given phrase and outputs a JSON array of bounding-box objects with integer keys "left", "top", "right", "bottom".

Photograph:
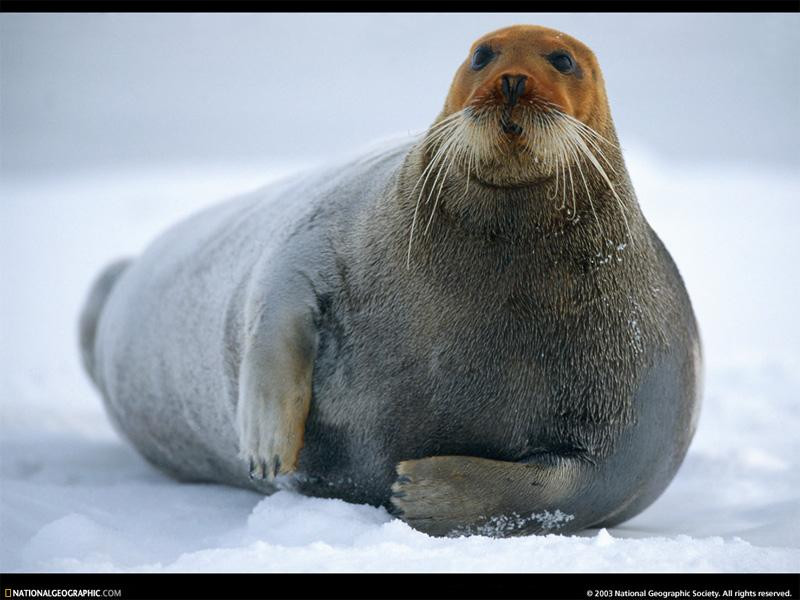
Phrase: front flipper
[
  {"left": 391, "top": 455, "right": 591, "bottom": 537},
  {"left": 236, "top": 271, "right": 318, "bottom": 482}
]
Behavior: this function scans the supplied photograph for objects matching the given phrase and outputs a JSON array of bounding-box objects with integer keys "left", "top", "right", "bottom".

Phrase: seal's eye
[
  {"left": 471, "top": 45, "right": 495, "bottom": 71},
  {"left": 546, "top": 51, "right": 576, "bottom": 74}
]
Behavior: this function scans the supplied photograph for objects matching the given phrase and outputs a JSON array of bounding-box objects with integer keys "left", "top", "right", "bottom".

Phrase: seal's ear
[{"left": 236, "top": 273, "right": 319, "bottom": 481}]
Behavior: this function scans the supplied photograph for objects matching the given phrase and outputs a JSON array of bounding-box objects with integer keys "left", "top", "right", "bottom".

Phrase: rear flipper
[
  {"left": 390, "top": 454, "right": 599, "bottom": 537},
  {"left": 79, "top": 258, "right": 131, "bottom": 385}
]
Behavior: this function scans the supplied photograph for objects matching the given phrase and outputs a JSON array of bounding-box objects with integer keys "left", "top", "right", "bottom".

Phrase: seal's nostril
[
  {"left": 501, "top": 76, "right": 512, "bottom": 102},
  {"left": 501, "top": 74, "right": 527, "bottom": 107},
  {"left": 514, "top": 76, "right": 526, "bottom": 99}
]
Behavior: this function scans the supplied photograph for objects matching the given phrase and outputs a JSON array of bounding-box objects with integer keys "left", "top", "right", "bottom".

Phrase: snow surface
[{"left": 1, "top": 147, "right": 799, "bottom": 572}]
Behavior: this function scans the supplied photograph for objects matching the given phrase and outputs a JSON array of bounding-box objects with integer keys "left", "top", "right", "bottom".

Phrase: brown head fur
[{"left": 443, "top": 25, "right": 610, "bottom": 131}]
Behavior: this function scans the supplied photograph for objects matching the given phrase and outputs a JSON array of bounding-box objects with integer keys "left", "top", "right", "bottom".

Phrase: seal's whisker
[
  {"left": 425, "top": 130, "right": 462, "bottom": 206},
  {"left": 561, "top": 151, "right": 568, "bottom": 212},
  {"left": 559, "top": 120, "right": 603, "bottom": 234},
  {"left": 479, "top": 108, "right": 504, "bottom": 160},
  {"left": 406, "top": 111, "right": 464, "bottom": 144},
  {"left": 426, "top": 115, "right": 462, "bottom": 137},
  {"left": 559, "top": 111, "right": 616, "bottom": 147},
  {"left": 561, "top": 112, "right": 621, "bottom": 178},
  {"left": 426, "top": 110, "right": 467, "bottom": 133},
  {"left": 423, "top": 112, "right": 468, "bottom": 152},
  {"left": 425, "top": 138, "right": 456, "bottom": 208},
  {"left": 407, "top": 112, "right": 470, "bottom": 267},
  {"left": 549, "top": 146, "right": 560, "bottom": 203},
  {"left": 537, "top": 114, "right": 561, "bottom": 203},
  {"left": 482, "top": 115, "right": 499, "bottom": 168},
  {"left": 569, "top": 122, "right": 618, "bottom": 175},
  {"left": 539, "top": 101, "right": 609, "bottom": 142},
  {"left": 417, "top": 123, "right": 461, "bottom": 195},
  {"left": 548, "top": 118, "right": 570, "bottom": 212},
  {"left": 466, "top": 90, "right": 493, "bottom": 113},
  {"left": 543, "top": 114, "right": 560, "bottom": 175},
  {"left": 541, "top": 115, "right": 569, "bottom": 211},
  {"left": 406, "top": 206, "right": 421, "bottom": 269},
  {"left": 465, "top": 109, "right": 493, "bottom": 178},
  {"left": 410, "top": 142, "right": 446, "bottom": 206},
  {"left": 564, "top": 144, "right": 577, "bottom": 219},
  {"left": 543, "top": 106, "right": 618, "bottom": 176},
  {"left": 523, "top": 111, "right": 548, "bottom": 173},
  {"left": 475, "top": 117, "right": 493, "bottom": 181},
  {"left": 407, "top": 129, "right": 456, "bottom": 268},
  {"left": 423, "top": 119, "right": 462, "bottom": 150},
  {"left": 569, "top": 127, "right": 634, "bottom": 245},
  {"left": 543, "top": 109, "right": 631, "bottom": 243},
  {"left": 424, "top": 131, "right": 461, "bottom": 234},
  {"left": 463, "top": 142, "right": 474, "bottom": 201}
]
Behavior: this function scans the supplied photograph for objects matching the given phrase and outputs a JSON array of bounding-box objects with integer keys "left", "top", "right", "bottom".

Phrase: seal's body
[{"left": 81, "top": 25, "right": 701, "bottom": 537}]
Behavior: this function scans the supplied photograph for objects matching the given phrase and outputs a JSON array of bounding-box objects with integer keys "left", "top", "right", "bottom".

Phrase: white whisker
[
  {"left": 407, "top": 109, "right": 476, "bottom": 267},
  {"left": 424, "top": 135, "right": 459, "bottom": 234},
  {"left": 558, "top": 120, "right": 602, "bottom": 233}
]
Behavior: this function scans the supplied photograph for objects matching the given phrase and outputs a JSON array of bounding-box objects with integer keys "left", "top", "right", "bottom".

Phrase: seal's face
[
  {"left": 446, "top": 25, "right": 605, "bottom": 129},
  {"left": 424, "top": 25, "right": 616, "bottom": 190}
]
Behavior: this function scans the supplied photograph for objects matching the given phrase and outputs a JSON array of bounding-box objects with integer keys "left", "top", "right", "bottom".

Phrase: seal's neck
[
  {"left": 388, "top": 135, "right": 647, "bottom": 271},
  {"left": 348, "top": 133, "right": 665, "bottom": 335}
]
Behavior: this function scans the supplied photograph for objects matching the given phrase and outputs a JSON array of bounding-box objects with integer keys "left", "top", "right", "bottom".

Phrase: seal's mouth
[
  {"left": 472, "top": 103, "right": 553, "bottom": 146},
  {"left": 416, "top": 103, "right": 620, "bottom": 198},
  {"left": 500, "top": 107, "right": 524, "bottom": 136},
  {"left": 468, "top": 170, "right": 553, "bottom": 190}
]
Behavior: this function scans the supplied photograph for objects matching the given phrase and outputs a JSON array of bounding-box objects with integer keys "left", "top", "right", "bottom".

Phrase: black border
[
  {"left": 1, "top": 0, "right": 799, "bottom": 13},
  {"left": 1, "top": 572, "right": 799, "bottom": 600},
  {"left": 1, "top": 6, "right": 798, "bottom": 600}
]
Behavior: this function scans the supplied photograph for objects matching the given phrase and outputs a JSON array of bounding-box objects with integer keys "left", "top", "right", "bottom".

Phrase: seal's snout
[{"left": 500, "top": 74, "right": 527, "bottom": 107}]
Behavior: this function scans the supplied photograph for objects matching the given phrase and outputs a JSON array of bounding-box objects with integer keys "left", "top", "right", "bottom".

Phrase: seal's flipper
[
  {"left": 79, "top": 258, "right": 131, "bottom": 386},
  {"left": 236, "top": 274, "right": 319, "bottom": 482},
  {"left": 390, "top": 455, "right": 592, "bottom": 537}
]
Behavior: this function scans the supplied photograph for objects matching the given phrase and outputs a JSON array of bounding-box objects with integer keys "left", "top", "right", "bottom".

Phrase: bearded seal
[{"left": 80, "top": 25, "right": 702, "bottom": 537}]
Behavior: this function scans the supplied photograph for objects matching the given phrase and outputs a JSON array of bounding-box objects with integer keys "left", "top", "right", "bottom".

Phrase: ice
[{"left": 1, "top": 149, "right": 799, "bottom": 572}]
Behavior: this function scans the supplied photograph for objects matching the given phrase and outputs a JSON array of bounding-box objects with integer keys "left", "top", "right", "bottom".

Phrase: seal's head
[
  {"left": 426, "top": 25, "right": 617, "bottom": 189},
  {"left": 406, "top": 25, "right": 633, "bottom": 264}
]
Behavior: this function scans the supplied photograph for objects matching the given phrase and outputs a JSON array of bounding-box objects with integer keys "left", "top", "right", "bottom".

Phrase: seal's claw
[
  {"left": 247, "top": 457, "right": 258, "bottom": 480},
  {"left": 247, "top": 456, "right": 271, "bottom": 481},
  {"left": 271, "top": 455, "right": 282, "bottom": 478}
]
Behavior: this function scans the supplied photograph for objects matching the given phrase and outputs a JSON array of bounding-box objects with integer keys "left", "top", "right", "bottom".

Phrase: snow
[{"left": 1, "top": 147, "right": 799, "bottom": 572}]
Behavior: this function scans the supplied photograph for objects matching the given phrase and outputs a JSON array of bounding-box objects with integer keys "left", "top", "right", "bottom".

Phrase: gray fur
[
  {"left": 79, "top": 258, "right": 131, "bottom": 382},
  {"left": 80, "top": 134, "right": 701, "bottom": 537}
]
